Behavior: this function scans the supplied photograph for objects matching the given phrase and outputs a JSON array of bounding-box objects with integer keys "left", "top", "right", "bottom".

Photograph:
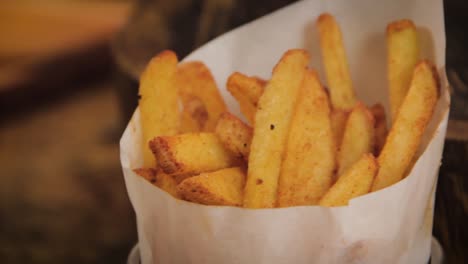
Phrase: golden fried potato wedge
[
  {"left": 372, "top": 60, "right": 439, "bottom": 191},
  {"left": 319, "top": 154, "right": 378, "bottom": 207},
  {"left": 139, "top": 50, "right": 179, "bottom": 167},
  {"left": 177, "top": 167, "right": 246, "bottom": 206},
  {"left": 134, "top": 167, "right": 157, "bottom": 183},
  {"left": 330, "top": 109, "right": 349, "bottom": 150},
  {"left": 226, "top": 72, "right": 266, "bottom": 124},
  {"left": 177, "top": 61, "right": 227, "bottom": 131},
  {"left": 277, "top": 70, "right": 336, "bottom": 207},
  {"left": 317, "top": 13, "right": 356, "bottom": 110},
  {"left": 149, "top": 133, "right": 241, "bottom": 178},
  {"left": 215, "top": 112, "right": 253, "bottom": 161},
  {"left": 133, "top": 168, "right": 180, "bottom": 198},
  {"left": 387, "top": 19, "right": 420, "bottom": 121},
  {"left": 337, "top": 102, "right": 375, "bottom": 176},
  {"left": 244, "top": 49, "right": 309, "bottom": 208},
  {"left": 180, "top": 96, "right": 208, "bottom": 133},
  {"left": 370, "top": 103, "right": 388, "bottom": 155}
]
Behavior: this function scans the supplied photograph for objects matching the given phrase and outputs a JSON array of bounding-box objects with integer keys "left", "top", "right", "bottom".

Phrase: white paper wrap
[{"left": 120, "top": 0, "right": 449, "bottom": 263}]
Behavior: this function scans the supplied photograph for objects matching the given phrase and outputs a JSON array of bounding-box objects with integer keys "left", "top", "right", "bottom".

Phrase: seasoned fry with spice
[
  {"left": 387, "top": 19, "right": 420, "bottom": 120},
  {"left": 139, "top": 50, "right": 179, "bottom": 167},
  {"left": 215, "top": 112, "right": 253, "bottom": 161},
  {"left": 227, "top": 72, "right": 266, "bottom": 124},
  {"left": 278, "top": 70, "right": 335, "bottom": 207},
  {"left": 149, "top": 133, "right": 241, "bottom": 179},
  {"left": 372, "top": 60, "right": 439, "bottom": 191},
  {"left": 178, "top": 167, "right": 246, "bottom": 206},
  {"left": 243, "top": 49, "right": 309, "bottom": 208},
  {"left": 177, "top": 61, "right": 227, "bottom": 131},
  {"left": 317, "top": 13, "right": 356, "bottom": 110},
  {"left": 337, "top": 103, "right": 375, "bottom": 176},
  {"left": 320, "top": 154, "right": 378, "bottom": 207}
]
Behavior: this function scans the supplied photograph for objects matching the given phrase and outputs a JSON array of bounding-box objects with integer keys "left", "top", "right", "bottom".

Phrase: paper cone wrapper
[{"left": 120, "top": 0, "right": 450, "bottom": 263}]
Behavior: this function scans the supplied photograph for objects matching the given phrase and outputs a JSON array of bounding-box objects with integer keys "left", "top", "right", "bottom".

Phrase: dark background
[{"left": 0, "top": 0, "right": 467, "bottom": 263}]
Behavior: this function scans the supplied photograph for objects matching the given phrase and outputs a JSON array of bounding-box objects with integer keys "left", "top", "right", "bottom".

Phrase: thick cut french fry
[
  {"left": 133, "top": 168, "right": 180, "bottom": 198},
  {"left": 370, "top": 103, "right": 388, "bottom": 155},
  {"left": 372, "top": 60, "right": 439, "bottom": 191},
  {"left": 317, "top": 13, "right": 356, "bottom": 110},
  {"left": 177, "top": 167, "right": 246, "bottom": 206},
  {"left": 319, "top": 153, "right": 378, "bottom": 207},
  {"left": 226, "top": 72, "right": 266, "bottom": 124},
  {"left": 277, "top": 70, "right": 336, "bottom": 207},
  {"left": 330, "top": 109, "right": 349, "bottom": 150},
  {"left": 149, "top": 133, "right": 241, "bottom": 178},
  {"left": 180, "top": 96, "right": 208, "bottom": 133},
  {"left": 215, "top": 112, "right": 253, "bottom": 161},
  {"left": 180, "top": 110, "right": 200, "bottom": 133},
  {"left": 387, "top": 19, "right": 420, "bottom": 121},
  {"left": 243, "top": 49, "right": 309, "bottom": 208},
  {"left": 139, "top": 50, "right": 179, "bottom": 167},
  {"left": 337, "top": 102, "right": 375, "bottom": 176},
  {"left": 177, "top": 61, "right": 227, "bottom": 131}
]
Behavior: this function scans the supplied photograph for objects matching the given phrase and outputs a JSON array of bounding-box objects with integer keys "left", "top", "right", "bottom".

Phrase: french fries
[
  {"left": 226, "top": 72, "right": 265, "bottom": 124},
  {"left": 215, "top": 112, "right": 253, "bottom": 161},
  {"left": 180, "top": 96, "right": 208, "bottom": 133},
  {"left": 139, "top": 51, "right": 179, "bottom": 167},
  {"left": 319, "top": 154, "right": 378, "bottom": 207},
  {"left": 244, "top": 49, "right": 309, "bottom": 208},
  {"left": 387, "top": 20, "right": 420, "bottom": 121},
  {"left": 277, "top": 70, "right": 335, "bottom": 206},
  {"left": 132, "top": 15, "right": 440, "bottom": 209},
  {"left": 317, "top": 13, "right": 357, "bottom": 110},
  {"left": 177, "top": 61, "right": 227, "bottom": 131},
  {"left": 177, "top": 167, "right": 246, "bottom": 206},
  {"left": 372, "top": 60, "right": 439, "bottom": 191},
  {"left": 337, "top": 103, "right": 375, "bottom": 176},
  {"left": 133, "top": 168, "right": 180, "bottom": 198},
  {"left": 370, "top": 103, "right": 388, "bottom": 155},
  {"left": 330, "top": 109, "right": 349, "bottom": 150},
  {"left": 149, "top": 133, "right": 241, "bottom": 179}
]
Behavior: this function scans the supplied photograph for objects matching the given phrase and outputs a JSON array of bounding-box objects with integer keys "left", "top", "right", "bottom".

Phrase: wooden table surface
[{"left": 434, "top": 140, "right": 468, "bottom": 264}]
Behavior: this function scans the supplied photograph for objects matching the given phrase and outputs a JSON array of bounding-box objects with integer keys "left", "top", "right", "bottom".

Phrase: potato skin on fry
[
  {"left": 244, "top": 49, "right": 309, "bottom": 208},
  {"left": 149, "top": 133, "right": 241, "bottom": 178},
  {"left": 177, "top": 61, "right": 227, "bottom": 131},
  {"left": 133, "top": 168, "right": 180, "bottom": 198},
  {"left": 277, "top": 70, "right": 336, "bottom": 207},
  {"left": 372, "top": 60, "right": 439, "bottom": 191},
  {"left": 337, "top": 102, "right": 375, "bottom": 176},
  {"left": 177, "top": 167, "right": 246, "bottom": 206},
  {"left": 226, "top": 72, "right": 266, "bottom": 124},
  {"left": 139, "top": 50, "right": 179, "bottom": 167},
  {"left": 180, "top": 96, "right": 209, "bottom": 133},
  {"left": 319, "top": 153, "right": 378, "bottom": 207},
  {"left": 215, "top": 112, "right": 253, "bottom": 161},
  {"left": 387, "top": 19, "right": 419, "bottom": 121},
  {"left": 317, "top": 13, "right": 356, "bottom": 110}
]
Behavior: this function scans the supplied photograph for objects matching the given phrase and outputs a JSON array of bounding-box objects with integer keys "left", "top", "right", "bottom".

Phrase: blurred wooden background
[
  {"left": 0, "top": 1, "right": 130, "bottom": 123},
  {"left": 0, "top": 1, "right": 137, "bottom": 263}
]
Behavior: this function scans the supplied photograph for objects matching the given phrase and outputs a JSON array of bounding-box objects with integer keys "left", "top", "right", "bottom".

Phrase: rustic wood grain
[{"left": 434, "top": 140, "right": 468, "bottom": 264}]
